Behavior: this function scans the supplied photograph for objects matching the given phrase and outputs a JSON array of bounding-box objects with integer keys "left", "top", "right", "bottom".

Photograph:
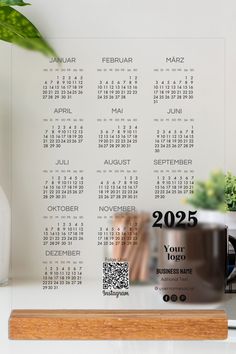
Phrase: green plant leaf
[
  {"left": 0, "top": 6, "right": 57, "bottom": 56},
  {"left": 186, "top": 171, "right": 226, "bottom": 211},
  {"left": 0, "top": 0, "right": 30, "bottom": 7}
]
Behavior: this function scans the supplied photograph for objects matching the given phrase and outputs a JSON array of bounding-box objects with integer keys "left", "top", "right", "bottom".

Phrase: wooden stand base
[{"left": 9, "top": 309, "right": 228, "bottom": 340}]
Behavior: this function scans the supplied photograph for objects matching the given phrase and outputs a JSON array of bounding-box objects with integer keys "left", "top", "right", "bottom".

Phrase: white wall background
[
  {"left": 0, "top": 0, "right": 236, "bottom": 276},
  {"left": 0, "top": 43, "right": 11, "bottom": 198}
]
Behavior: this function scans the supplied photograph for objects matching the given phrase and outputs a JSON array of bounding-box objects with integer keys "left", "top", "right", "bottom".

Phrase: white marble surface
[{"left": 0, "top": 280, "right": 235, "bottom": 353}]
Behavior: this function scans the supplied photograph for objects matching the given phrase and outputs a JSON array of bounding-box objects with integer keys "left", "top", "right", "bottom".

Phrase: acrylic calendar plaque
[{"left": 10, "top": 38, "right": 226, "bottom": 316}]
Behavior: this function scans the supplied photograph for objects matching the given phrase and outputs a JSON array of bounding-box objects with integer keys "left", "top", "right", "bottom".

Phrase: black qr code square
[{"left": 103, "top": 262, "right": 129, "bottom": 290}]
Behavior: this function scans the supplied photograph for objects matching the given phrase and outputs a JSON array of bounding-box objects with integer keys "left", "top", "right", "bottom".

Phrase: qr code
[{"left": 103, "top": 262, "right": 129, "bottom": 290}]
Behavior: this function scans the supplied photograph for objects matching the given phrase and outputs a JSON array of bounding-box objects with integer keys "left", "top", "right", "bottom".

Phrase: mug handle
[{"left": 227, "top": 235, "right": 236, "bottom": 284}]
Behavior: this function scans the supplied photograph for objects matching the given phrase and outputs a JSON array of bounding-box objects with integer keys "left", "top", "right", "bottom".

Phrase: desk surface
[{"left": 1, "top": 280, "right": 236, "bottom": 354}]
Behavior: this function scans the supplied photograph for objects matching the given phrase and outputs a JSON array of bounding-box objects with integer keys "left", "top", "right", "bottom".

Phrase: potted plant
[
  {"left": 224, "top": 172, "right": 236, "bottom": 234},
  {"left": 0, "top": 0, "right": 56, "bottom": 56},
  {"left": 186, "top": 171, "right": 236, "bottom": 234},
  {"left": 0, "top": 0, "right": 56, "bottom": 285}
]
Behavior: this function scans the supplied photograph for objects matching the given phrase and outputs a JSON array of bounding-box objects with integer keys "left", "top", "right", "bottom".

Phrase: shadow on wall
[{"left": 0, "top": 44, "right": 11, "bottom": 198}]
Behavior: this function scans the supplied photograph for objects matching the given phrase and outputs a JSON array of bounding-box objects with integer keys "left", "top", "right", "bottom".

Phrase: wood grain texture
[{"left": 9, "top": 309, "right": 228, "bottom": 340}]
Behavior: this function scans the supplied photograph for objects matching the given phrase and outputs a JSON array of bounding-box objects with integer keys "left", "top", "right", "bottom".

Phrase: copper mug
[{"left": 156, "top": 223, "right": 236, "bottom": 303}]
